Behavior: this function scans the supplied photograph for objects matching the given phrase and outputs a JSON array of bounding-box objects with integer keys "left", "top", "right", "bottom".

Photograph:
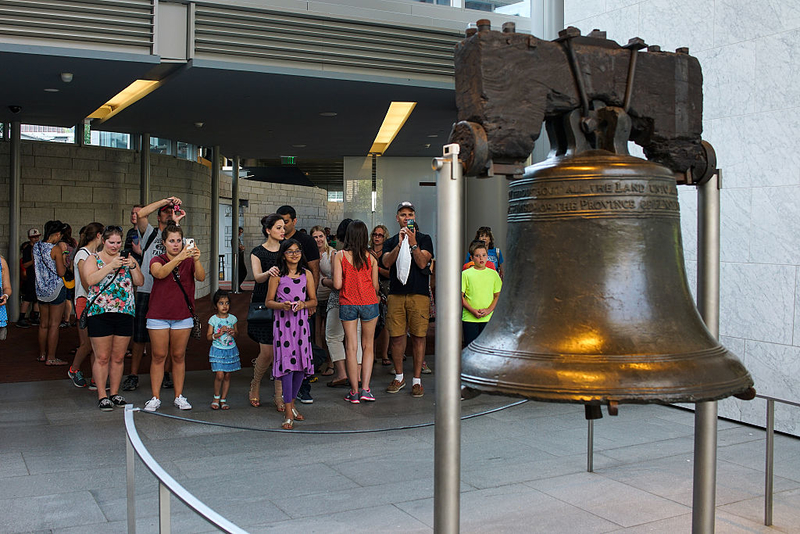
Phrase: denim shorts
[
  {"left": 339, "top": 303, "right": 379, "bottom": 322},
  {"left": 146, "top": 317, "right": 194, "bottom": 330}
]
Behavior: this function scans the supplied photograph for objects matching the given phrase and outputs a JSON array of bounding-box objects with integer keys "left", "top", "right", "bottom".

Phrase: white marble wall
[{"left": 565, "top": 0, "right": 800, "bottom": 436}]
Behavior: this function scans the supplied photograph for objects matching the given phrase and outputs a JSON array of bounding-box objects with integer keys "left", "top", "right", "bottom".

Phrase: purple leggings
[{"left": 281, "top": 371, "right": 304, "bottom": 404}]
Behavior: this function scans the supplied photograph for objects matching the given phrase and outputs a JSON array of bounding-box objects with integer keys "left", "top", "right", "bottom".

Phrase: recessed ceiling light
[
  {"left": 319, "top": 112, "right": 337, "bottom": 117},
  {"left": 292, "top": 144, "right": 306, "bottom": 148},
  {"left": 44, "top": 88, "right": 59, "bottom": 93},
  {"left": 427, "top": 134, "right": 438, "bottom": 138}
]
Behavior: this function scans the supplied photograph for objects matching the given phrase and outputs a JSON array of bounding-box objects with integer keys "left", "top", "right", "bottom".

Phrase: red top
[
  {"left": 339, "top": 253, "right": 379, "bottom": 306},
  {"left": 147, "top": 255, "right": 196, "bottom": 320}
]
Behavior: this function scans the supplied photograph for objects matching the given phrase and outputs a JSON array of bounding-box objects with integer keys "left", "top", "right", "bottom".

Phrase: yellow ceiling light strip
[
  {"left": 368, "top": 101, "right": 417, "bottom": 156},
  {"left": 87, "top": 79, "right": 161, "bottom": 123}
]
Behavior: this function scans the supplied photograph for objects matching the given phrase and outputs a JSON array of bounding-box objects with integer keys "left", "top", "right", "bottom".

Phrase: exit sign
[{"left": 281, "top": 156, "right": 297, "bottom": 165}]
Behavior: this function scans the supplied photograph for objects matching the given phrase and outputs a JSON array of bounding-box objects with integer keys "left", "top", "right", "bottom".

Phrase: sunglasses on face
[{"left": 372, "top": 232, "right": 384, "bottom": 237}]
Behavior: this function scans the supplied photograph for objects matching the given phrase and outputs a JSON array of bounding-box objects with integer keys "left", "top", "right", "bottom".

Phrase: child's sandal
[
  {"left": 220, "top": 398, "right": 230, "bottom": 410},
  {"left": 281, "top": 418, "right": 294, "bottom": 430},
  {"left": 210, "top": 395, "right": 220, "bottom": 410}
]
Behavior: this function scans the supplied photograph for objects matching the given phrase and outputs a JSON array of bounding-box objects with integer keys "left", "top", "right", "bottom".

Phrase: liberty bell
[{"left": 451, "top": 24, "right": 753, "bottom": 413}]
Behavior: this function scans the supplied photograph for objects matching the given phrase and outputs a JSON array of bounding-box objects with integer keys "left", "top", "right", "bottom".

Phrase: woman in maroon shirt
[{"left": 142, "top": 224, "right": 206, "bottom": 412}]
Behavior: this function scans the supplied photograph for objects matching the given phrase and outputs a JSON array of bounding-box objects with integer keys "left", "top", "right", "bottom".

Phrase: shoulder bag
[
  {"left": 167, "top": 257, "right": 202, "bottom": 339},
  {"left": 79, "top": 262, "right": 121, "bottom": 329}
]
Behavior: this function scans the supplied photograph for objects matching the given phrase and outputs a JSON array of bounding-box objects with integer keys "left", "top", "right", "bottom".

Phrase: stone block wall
[
  {"left": 326, "top": 200, "right": 344, "bottom": 230},
  {"left": 565, "top": 0, "right": 800, "bottom": 436},
  {"left": 1, "top": 142, "right": 328, "bottom": 296}
]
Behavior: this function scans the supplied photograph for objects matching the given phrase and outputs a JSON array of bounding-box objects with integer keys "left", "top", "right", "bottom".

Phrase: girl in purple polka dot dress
[{"left": 266, "top": 239, "right": 317, "bottom": 430}]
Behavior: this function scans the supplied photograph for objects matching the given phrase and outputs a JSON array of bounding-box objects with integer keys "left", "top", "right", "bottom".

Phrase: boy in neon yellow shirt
[{"left": 461, "top": 241, "right": 502, "bottom": 346}]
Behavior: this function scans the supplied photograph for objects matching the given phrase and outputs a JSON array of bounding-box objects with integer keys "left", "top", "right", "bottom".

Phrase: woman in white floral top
[{"left": 81, "top": 226, "right": 144, "bottom": 411}]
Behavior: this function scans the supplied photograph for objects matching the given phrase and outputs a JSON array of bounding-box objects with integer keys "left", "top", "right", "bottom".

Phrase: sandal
[
  {"left": 291, "top": 408, "right": 305, "bottom": 421},
  {"left": 211, "top": 395, "right": 221, "bottom": 410},
  {"left": 281, "top": 418, "right": 294, "bottom": 430},
  {"left": 249, "top": 396, "right": 260, "bottom": 408},
  {"left": 326, "top": 377, "right": 348, "bottom": 388},
  {"left": 220, "top": 398, "right": 230, "bottom": 410},
  {"left": 321, "top": 367, "right": 335, "bottom": 376},
  {"left": 381, "top": 358, "right": 392, "bottom": 366},
  {"left": 45, "top": 358, "right": 69, "bottom": 366},
  {"left": 274, "top": 393, "right": 285, "bottom": 413},
  {"left": 36, "top": 355, "right": 46, "bottom": 362}
]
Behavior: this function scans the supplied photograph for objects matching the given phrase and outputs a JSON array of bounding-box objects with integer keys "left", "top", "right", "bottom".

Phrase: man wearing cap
[
  {"left": 16, "top": 228, "right": 41, "bottom": 328},
  {"left": 122, "top": 197, "right": 185, "bottom": 392},
  {"left": 381, "top": 201, "right": 434, "bottom": 397}
]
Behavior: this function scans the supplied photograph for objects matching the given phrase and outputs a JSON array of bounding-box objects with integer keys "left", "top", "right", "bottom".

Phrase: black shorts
[
  {"left": 22, "top": 278, "right": 38, "bottom": 303},
  {"left": 133, "top": 292, "right": 150, "bottom": 343},
  {"left": 88, "top": 312, "right": 134, "bottom": 338}
]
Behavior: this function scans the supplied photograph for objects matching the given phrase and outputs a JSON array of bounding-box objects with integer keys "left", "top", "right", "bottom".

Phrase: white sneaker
[
  {"left": 173, "top": 395, "right": 192, "bottom": 410},
  {"left": 143, "top": 397, "right": 161, "bottom": 412}
]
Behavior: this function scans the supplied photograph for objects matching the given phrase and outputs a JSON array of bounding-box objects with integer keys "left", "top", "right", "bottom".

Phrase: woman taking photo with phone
[
  {"left": 81, "top": 226, "right": 144, "bottom": 410},
  {"left": 143, "top": 224, "right": 205, "bottom": 412}
]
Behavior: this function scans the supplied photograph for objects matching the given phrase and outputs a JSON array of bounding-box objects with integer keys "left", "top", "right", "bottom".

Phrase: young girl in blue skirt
[
  {"left": 266, "top": 239, "right": 317, "bottom": 429},
  {"left": 207, "top": 290, "right": 240, "bottom": 410}
]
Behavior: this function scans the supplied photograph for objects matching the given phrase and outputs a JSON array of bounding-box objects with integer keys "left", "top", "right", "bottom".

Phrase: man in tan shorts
[{"left": 381, "top": 201, "right": 434, "bottom": 398}]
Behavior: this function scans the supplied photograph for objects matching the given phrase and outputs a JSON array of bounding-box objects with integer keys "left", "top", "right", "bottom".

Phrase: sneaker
[
  {"left": 88, "top": 379, "right": 98, "bottom": 391},
  {"left": 173, "top": 395, "right": 192, "bottom": 410},
  {"left": 297, "top": 390, "right": 314, "bottom": 404},
  {"left": 162, "top": 372, "right": 173, "bottom": 389},
  {"left": 411, "top": 384, "right": 424, "bottom": 398},
  {"left": 68, "top": 369, "right": 87, "bottom": 388},
  {"left": 122, "top": 374, "right": 139, "bottom": 391},
  {"left": 143, "top": 397, "right": 161, "bottom": 412},
  {"left": 109, "top": 394, "right": 127, "bottom": 407},
  {"left": 15, "top": 318, "right": 30, "bottom": 328},
  {"left": 98, "top": 397, "right": 114, "bottom": 412},
  {"left": 421, "top": 362, "right": 433, "bottom": 374},
  {"left": 359, "top": 389, "right": 376, "bottom": 402},
  {"left": 344, "top": 390, "right": 360, "bottom": 404},
  {"left": 386, "top": 378, "right": 406, "bottom": 394},
  {"left": 59, "top": 321, "right": 69, "bottom": 329}
]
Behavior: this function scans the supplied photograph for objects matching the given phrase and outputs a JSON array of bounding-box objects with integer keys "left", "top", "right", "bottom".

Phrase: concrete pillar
[
  {"left": 140, "top": 133, "right": 150, "bottom": 205},
  {"left": 231, "top": 156, "right": 240, "bottom": 293},
  {"left": 8, "top": 122, "right": 21, "bottom": 322},
  {"left": 209, "top": 146, "right": 220, "bottom": 297}
]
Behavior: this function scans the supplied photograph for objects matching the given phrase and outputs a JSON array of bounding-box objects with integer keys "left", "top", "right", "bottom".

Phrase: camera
[
  {"left": 8, "top": 105, "right": 21, "bottom": 114},
  {"left": 172, "top": 203, "right": 182, "bottom": 215}
]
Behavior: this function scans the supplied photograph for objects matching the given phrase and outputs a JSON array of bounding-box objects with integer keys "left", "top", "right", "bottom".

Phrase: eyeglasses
[
  {"left": 285, "top": 249, "right": 302, "bottom": 256},
  {"left": 372, "top": 232, "right": 385, "bottom": 238}
]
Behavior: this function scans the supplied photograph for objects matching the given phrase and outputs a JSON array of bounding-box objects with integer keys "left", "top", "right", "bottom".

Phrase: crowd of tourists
[{"left": 0, "top": 198, "right": 504, "bottom": 428}]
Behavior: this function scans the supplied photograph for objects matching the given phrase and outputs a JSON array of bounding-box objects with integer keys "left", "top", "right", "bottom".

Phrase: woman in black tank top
[{"left": 248, "top": 214, "right": 285, "bottom": 410}]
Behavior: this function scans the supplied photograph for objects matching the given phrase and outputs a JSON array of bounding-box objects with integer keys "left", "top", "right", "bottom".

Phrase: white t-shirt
[
  {"left": 138, "top": 223, "right": 166, "bottom": 294},
  {"left": 73, "top": 247, "right": 92, "bottom": 301}
]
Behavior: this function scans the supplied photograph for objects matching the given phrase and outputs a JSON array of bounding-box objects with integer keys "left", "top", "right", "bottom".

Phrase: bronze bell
[{"left": 461, "top": 145, "right": 753, "bottom": 408}]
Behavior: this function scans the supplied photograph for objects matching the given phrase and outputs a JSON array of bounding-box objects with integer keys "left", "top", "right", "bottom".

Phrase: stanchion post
[
  {"left": 432, "top": 144, "right": 464, "bottom": 534},
  {"left": 159, "top": 481, "right": 171, "bottom": 534},
  {"left": 126, "top": 424, "right": 136, "bottom": 534},
  {"left": 693, "top": 171, "right": 721, "bottom": 534},
  {"left": 765, "top": 398, "right": 774, "bottom": 526},
  {"left": 587, "top": 420, "right": 594, "bottom": 473}
]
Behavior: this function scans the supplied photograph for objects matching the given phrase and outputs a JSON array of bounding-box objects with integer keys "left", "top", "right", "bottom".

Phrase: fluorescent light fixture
[
  {"left": 87, "top": 79, "right": 161, "bottom": 122},
  {"left": 368, "top": 101, "right": 416, "bottom": 156}
]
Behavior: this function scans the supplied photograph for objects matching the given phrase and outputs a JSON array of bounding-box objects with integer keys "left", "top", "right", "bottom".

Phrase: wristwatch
[{"left": 410, "top": 245, "right": 418, "bottom": 251}]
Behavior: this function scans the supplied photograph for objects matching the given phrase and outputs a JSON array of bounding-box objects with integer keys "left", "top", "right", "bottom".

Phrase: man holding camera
[
  {"left": 122, "top": 196, "right": 185, "bottom": 391},
  {"left": 381, "top": 201, "right": 434, "bottom": 398}
]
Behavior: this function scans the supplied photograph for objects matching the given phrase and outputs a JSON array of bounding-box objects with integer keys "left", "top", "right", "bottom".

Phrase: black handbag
[
  {"left": 169, "top": 262, "right": 202, "bottom": 339},
  {"left": 247, "top": 301, "right": 274, "bottom": 323}
]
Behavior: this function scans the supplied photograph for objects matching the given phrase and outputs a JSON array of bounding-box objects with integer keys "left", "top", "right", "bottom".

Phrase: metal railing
[
  {"left": 585, "top": 394, "right": 800, "bottom": 527},
  {"left": 123, "top": 405, "right": 247, "bottom": 534}
]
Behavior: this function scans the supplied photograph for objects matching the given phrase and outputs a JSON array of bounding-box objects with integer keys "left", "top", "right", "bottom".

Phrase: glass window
[
  {"left": 89, "top": 130, "right": 131, "bottom": 149},
  {"left": 149, "top": 137, "right": 170, "bottom": 154},
  {"left": 177, "top": 141, "right": 196, "bottom": 161},
  {"left": 20, "top": 124, "right": 75, "bottom": 143},
  {"left": 327, "top": 190, "right": 343, "bottom": 202}
]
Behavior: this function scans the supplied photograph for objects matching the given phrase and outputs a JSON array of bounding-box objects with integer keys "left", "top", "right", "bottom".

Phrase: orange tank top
[{"left": 339, "top": 253, "right": 379, "bottom": 306}]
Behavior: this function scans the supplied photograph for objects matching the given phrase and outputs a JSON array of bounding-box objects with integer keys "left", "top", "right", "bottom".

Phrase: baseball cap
[
  {"left": 396, "top": 201, "right": 415, "bottom": 212},
  {"left": 28, "top": 228, "right": 41, "bottom": 237},
  {"left": 158, "top": 204, "right": 174, "bottom": 214}
]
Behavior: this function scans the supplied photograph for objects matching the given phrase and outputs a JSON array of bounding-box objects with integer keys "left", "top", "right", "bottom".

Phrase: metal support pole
[
  {"left": 432, "top": 144, "right": 463, "bottom": 534},
  {"left": 587, "top": 420, "right": 594, "bottom": 472},
  {"left": 209, "top": 146, "right": 220, "bottom": 298},
  {"left": 765, "top": 399, "right": 774, "bottom": 526},
  {"left": 692, "top": 171, "right": 721, "bottom": 534},
  {"left": 126, "top": 432, "right": 136, "bottom": 534},
  {"left": 158, "top": 481, "right": 171, "bottom": 534},
  {"left": 8, "top": 122, "right": 21, "bottom": 323},
  {"left": 140, "top": 134, "right": 151, "bottom": 206},
  {"left": 230, "top": 156, "right": 240, "bottom": 293}
]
